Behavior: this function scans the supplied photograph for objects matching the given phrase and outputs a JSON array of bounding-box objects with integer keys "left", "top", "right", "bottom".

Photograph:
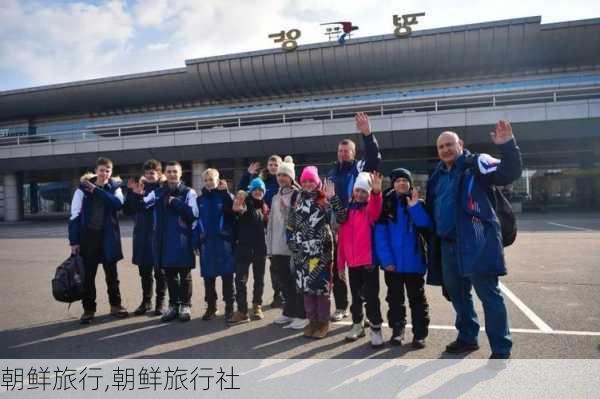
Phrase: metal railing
[{"left": 1, "top": 82, "right": 600, "bottom": 148}]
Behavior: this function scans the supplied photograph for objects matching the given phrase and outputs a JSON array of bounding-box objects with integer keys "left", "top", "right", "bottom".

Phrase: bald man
[{"left": 425, "top": 121, "right": 522, "bottom": 360}]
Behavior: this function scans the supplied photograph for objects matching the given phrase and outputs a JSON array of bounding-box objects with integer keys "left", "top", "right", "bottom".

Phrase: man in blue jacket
[
  {"left": 124, "top": 159, "right": 167, "bottom": 316},
  {"left": 327, "top": 112, "right": 381, "bottom": 322},
  {"left": 142, "top": 161, "right": 199, "bottom": 323},
  {"left": 425, "top": 120, "right": 522, "bottom": 359},
  {"left": 68, "top": 157, "right": 129, "bottom": 324}
]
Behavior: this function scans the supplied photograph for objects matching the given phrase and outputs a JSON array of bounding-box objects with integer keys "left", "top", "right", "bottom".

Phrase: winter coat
[
  {"left": 193, "top": 187, "right": 235, "bottom": 278},
  {"left": 287, "top": 190, "right": 334, "bottom": 295},
  {"left": 334, "top": 192, "right": 383, "bottom": 270},
  {"left": 266, "top": 186, "right": 299, "bottom": 257},
  {"left": 234, "top": 196, "right": 268, "bottom": 260},
  {"left": 68, "top": 173, "right": 124, "bottom": 264}
]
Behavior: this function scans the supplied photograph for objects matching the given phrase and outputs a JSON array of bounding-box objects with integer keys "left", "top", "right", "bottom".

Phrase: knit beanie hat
[
  {"left": 248, "top": 177, "right": 266, "bottom": 193},
  {"left": 300, "top": 166, "right": 322, "bottom": 188},
  {"left": 389, "top": 168, "right": 413, "bottom": 187},
  {"left": 276, "top": 155, "right": 296, "bottom": 181},
  {"left": 353, "top": 172, "right": 372, "bottom": 193}
]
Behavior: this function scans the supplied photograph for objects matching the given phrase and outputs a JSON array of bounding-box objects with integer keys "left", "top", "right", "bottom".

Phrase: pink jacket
[{"left": 336, "top": 192, "right": 383, "bottom": 270}]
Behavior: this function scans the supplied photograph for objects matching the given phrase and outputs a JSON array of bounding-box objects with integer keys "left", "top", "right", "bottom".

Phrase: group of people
[{"left": 68, "top": 112, "right": 522, "bottom": 359}]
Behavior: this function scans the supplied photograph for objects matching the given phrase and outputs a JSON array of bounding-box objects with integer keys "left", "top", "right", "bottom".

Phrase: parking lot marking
[
  {"left": 499, "top": 282, "right": 554, "bottom": 333},
  {"left": 332, "top": 321, "right": 600, "bottom": 336},
  {"left": 546, "top": 222, "right": 595, "bottom": 232}
]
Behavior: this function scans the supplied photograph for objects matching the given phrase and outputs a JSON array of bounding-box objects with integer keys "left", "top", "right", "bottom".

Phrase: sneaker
[
  {"left": 202, "top": 307, "right": 218, "bottom": 321},
  {"left": 488, "top": 352, "right": 511, "bottom": 370},
  {"left": 445, "top": 339, "right": 480, "bottom": 354},
  {"left": 312, "top": 321, "right": 329, "bottom": 339},
  {"left": 274, "top": 314, "right": 294, "bottom": 325},
  {"left": 134, "top": 301, "right": 151, "bottom": 316},
  {"left": 154, "top": 301, "right": 166, "bottom": 316},
  {"left": 227, "top": 311, "right": 250, "bottom": 325},
  {"left": 110, "top": 305, "right": 129, "bottom": 318},
  {"left": 286, "top": 318, "right": 309, "bottom": 330},
  {"left": 304, "top": 320, "right": 317, "bottom": 338},
  {"left": 161, "top": 306, "right": 179, "bottom": 323},
  {"left": 179, "top": 305, "right": 192, "bottom": 322},
  {"left": 344, "top": 323, "right": 366, "bottom": 341},
  {"left": 80, "top": 310, "right": 95, "bottom": 325},
  {"left": 224, "top": 304, "right": 234, "bottom": 321},
  {"left": 390, "top": 327, "right": 405, "bottom": 346},
  {"left": 412, "top": 338, "right": 426, "bottom": 349},
  {"left": 252, "top": 304, "right": 264, "bottom": 320},
  {"left": 370, "top": 326, "right": 385, "bottom": 348},
  {"left": 489, "top": 352, "right": 511, "bottom": 360},
  {"left": 330, "top": 309, "right": 349, "bottom": 322}
]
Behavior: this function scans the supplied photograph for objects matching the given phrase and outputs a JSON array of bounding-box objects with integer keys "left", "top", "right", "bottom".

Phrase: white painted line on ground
[
  {"left": 499, "top": 282, "right": 554, "bottom": 333},
  {"left": 332, "top": 321, "right": 600, "bottom": 336},
  {"left": 546, "top": 222, "right": 595, "bottom": 232}
]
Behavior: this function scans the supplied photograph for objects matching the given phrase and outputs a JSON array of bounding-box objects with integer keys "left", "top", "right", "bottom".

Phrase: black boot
[
  {"left": 202, "top": 304, "right": 218, "bottom": 321},
  {"left": 154, "top": 298, "right": 166, "bottom": 316},
  {"left": 390, "top": 326, "right": 405, "bottom": 346},
  {"left": 134, "top": 301, "right": 152, "bottom": 316},
  {"left": 224, "top": 303, "right": 234, "bottom": 322}
]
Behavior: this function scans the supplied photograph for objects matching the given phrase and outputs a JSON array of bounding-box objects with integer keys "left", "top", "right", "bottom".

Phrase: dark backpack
[
  {"left": 492, "top": 186, "right": 517, "bottom": 247},
  {"left": 52, "top": 255, "right": 86, "bottom": 303}
]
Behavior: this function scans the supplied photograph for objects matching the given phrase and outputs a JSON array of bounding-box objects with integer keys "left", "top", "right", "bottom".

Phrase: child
[
  {"left": 142, "top": 161, "right": 198, "bottom": 323},
  {"left": 327, "top": 172, "right": 384, "bottom": 347},
  {"left": 375, "top": 168, "right": 431, "bottom": 348},
  {"left": 124, "top": 159, "right": 167, "bottom": 316},
  {"left": 266, "top": 156, "right": 307, "bottom": 330},
  {"left": 69, "top": 157, "right": 128, "bottom": 324},
  {"left": 287, "top": 166, "right": 334, "bottom": 339},
  {"left": 193, "top": 168, "right": 236, "bottom": 322},
  {"left": 228, "top": 177, "right": 269, "bottom": 324}
]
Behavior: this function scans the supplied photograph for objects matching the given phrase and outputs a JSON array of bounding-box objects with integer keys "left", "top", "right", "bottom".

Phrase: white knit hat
[
  {"left": 353, "top": 172, "right": 372, "bottom": 193},
  {"left": 277, "top": 155, "right": 296, "bottom": 181}
]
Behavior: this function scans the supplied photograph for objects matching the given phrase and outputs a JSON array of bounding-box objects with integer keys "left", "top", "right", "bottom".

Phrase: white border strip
[
  {"left": 546, "top": 222, "right": 595, "bottom": 232},
  {"left": 332, "top": 321, "right": 600, "bottom": 336},
  {"left": 499, "top": 282, "right": 554, "bottom": 333}
]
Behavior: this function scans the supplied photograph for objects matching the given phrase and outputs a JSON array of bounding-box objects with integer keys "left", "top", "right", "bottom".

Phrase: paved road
[{"left": 0, "top": 213, "right": 599, "bottom": 359}]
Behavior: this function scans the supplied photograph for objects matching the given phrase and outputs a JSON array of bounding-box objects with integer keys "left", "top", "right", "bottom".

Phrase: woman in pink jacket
[{"left": 326, "top": 172, "right": 384, "bottom": 347}]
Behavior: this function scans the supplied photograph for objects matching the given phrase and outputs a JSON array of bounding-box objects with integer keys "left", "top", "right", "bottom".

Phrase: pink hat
[{"left": 300, "top": 166, "right": 322, "bottom": 188}]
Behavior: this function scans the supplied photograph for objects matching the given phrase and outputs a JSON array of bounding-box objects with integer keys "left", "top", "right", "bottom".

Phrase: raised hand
[
  {"left": 324, "top": 178, "right": 336, "bottom": 199},
  {"left": 82, "top": 180, "right": 96, "bottom": 193},
  {"left": 491, "top": 119, "right": 514, "bottom": 145},
  {"left": 371, "top": 172, "right": 383, "bottom": 194},
  {"left": 218, "top": 179, "right": 228, "bottom": 191},
  {"left": 247, "top": 162, "right": 261, "bottom": 175},
  {"left": 355, "top": 112, "right": 372, "bottom": 136},
  {"left": 127, "top": 179, "right": 144, "bottom": 195},
  {"left": 407, "top": 188, "right": 420, "bottom": 207}
]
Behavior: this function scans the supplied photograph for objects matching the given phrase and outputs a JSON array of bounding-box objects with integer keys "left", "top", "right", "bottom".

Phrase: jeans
[
  {"left": 165, "top": 268, "right": 193, "bottom": 307},
  {"left": 441, "top": 240, "right": 512, "bottom": 354},
  {"left": 138, "top": 264, "right": 166, "bottom": 304},
  {"left": 234, "top": 253, "right": 266, "bottom": 314},
  {"left": 204, "top": 274, "right": 234, "bottom": 308}
]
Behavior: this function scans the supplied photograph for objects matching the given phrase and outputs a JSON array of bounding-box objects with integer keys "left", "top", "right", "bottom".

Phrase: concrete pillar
[
  {"left": 191, "top": 161, "right": 207, "bottom": 191},
  {"left": 3, "top": 173, "right": 23, "bottom": 222}
]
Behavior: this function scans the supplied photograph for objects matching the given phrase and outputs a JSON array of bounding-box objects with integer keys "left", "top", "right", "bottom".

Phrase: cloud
[{"left": 1, "top": 0, "right": 600, "bottom": 91}]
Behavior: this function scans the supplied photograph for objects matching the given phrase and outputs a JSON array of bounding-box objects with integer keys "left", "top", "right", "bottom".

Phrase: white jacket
[{"left": 266, "top": 186, "right": 298, "bottom": 256}]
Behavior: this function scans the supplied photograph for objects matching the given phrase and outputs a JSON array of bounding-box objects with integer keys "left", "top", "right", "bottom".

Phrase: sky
[{"left": 1, "top": 0, "right": 599, "bottom": 91}]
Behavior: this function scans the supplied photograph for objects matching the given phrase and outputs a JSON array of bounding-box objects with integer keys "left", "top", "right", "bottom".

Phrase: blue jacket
[
  {"left": 145, "top": 182, "right": 199, "bottom": 269},
  {"left": 425, "top": 139, "right": 523, "bottom": 284},
  {"left": 238, "top": 171, "right": 279, "bottom": 208},
  {"left": 193, "top": 187, "right": 236, "bottom": 278},
  {"left": 327, "top": 134, "right": 381, "bottom": 208},
  {"left": 68, "top": 173, "right": 124, "bottom": 264},
  {"left": 375, "top": 192, "right": 432, "bottom": 275},
  {"left": 123, "top": 179, "right": 161, "bottom": 267}
]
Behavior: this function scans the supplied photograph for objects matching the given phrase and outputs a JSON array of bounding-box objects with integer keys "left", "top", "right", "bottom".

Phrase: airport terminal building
[{"left": 1, "top": 16, "right": 600, "bottom": 221}]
